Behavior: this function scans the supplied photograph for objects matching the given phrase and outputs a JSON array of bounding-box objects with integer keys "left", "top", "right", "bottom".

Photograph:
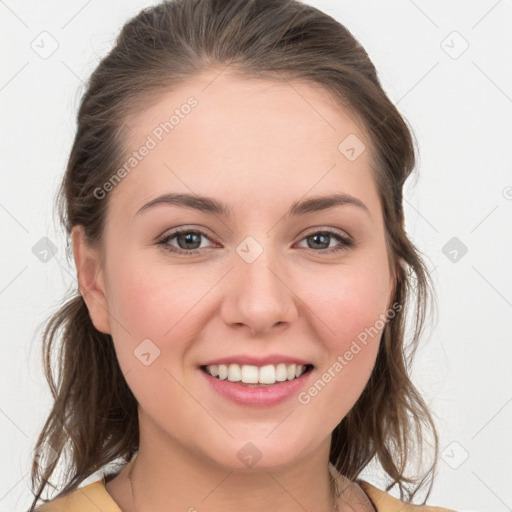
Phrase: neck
[{"left": 123, "top": 413, "right": 340, "bottom": 512}]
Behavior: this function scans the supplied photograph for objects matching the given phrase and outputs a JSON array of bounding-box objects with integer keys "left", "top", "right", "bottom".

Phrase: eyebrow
[{"left": 135, "top": 192, "right": 370, "bottom": 217}]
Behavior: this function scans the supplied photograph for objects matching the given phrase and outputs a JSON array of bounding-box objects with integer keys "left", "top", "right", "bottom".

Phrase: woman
[{"left": 29, "top": 0, "right": 457, "bottom": 510}]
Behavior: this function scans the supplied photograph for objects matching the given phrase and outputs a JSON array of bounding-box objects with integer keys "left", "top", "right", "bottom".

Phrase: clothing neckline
[{"left": 99, "top": 461, "right": 378, "bottom": 512}]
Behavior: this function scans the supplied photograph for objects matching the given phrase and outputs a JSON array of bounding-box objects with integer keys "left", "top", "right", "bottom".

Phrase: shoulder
[
  {"left": 357, "top": 479, "right": 457, "bottom": 512},
  {"left": 34, "top": 479, "right": 121, "bottom": 512}
]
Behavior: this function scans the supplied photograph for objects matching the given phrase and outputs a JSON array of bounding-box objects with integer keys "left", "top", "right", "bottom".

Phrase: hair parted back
[{"left": 29, "top": 0, "right": 439, "bottom": 509}]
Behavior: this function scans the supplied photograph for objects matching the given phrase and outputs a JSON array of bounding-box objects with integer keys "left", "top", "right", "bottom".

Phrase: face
[{"left": 73, "top": 69, "right": 395, "bottom": 472}]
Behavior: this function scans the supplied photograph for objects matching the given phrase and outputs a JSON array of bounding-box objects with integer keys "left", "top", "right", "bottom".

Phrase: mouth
[{"left": 200, "top": 363, "right": 314, "bottom": 387}]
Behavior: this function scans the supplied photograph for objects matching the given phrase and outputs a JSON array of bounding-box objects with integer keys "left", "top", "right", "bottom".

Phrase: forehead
[
  {"left": 124, "top": 69, "right": 370, "bottom": 151},
  {"left": 111, "top": 69, "right": 379, "bottom": 216}
]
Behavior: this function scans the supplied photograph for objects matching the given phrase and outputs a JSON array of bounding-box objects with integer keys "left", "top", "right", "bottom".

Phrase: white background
[{"left": 1, "top": 1, "right": 511, "bottom": 511}]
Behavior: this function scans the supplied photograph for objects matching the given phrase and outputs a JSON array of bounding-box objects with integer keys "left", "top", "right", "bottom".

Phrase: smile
[
  {"left": 202, "top": 363, "right": 312, "bottom": 386},
  {"left": 200, "top": 362, "right": 314, "bottom": 407}
]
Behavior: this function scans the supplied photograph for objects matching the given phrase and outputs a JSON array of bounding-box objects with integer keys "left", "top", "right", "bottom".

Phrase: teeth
[
  {"left": 259, "top": 364, "right": 276, "bottom": 384},
  {"left": 205, "top": 363, "right": 309, "bottom": 384},
  {"left": 218, "top": 364, "right": 228, "bottom": 380},
  {"left": 241, "top": 364, "right": 258, "bottom": 383},
  {"left": 228, "top": 363, "right": 242, "bottom": 382},
  {"left": 275, "top": 363, "right": 287, "bottom": 382}
]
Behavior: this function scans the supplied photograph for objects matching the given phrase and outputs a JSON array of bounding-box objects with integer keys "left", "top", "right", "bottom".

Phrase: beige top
[{"left": 35, "top": 465, "right": 457, "bottom": 512}]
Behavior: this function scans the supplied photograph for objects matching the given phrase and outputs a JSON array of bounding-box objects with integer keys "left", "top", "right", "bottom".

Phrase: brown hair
[{"left": 29, "top": 0, "right": 438, "bottom": 509}]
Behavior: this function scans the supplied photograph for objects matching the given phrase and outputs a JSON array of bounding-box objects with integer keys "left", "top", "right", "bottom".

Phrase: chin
[{"left": 194, "top": 428, "right": 319, "bottom": 473}]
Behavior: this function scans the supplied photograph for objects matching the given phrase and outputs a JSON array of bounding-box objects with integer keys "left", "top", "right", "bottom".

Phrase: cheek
[
  {"left": 298, "top": 256, "right": 391, "bottom": 393},
  {"left": 308, "top": 259, "right": 392, "bottom": 350},
  {"left": 295, "top": 265, "right": 390, "bottom": 428},
  {"left": 107, "top": 256, "right": 201, "bottom": 342},
  {"left": 104, "top": 255, "right": 221, "bottom": 401},
  {"left": 102, "top": 258, "right": 182, "bottom": 387},
  {"left": 104, "top": 260, "right": 204, "bottom": 422}
]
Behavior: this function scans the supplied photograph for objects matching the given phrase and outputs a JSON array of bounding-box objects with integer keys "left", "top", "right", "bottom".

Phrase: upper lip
[{"left": 200, "top": 354, "right": 313, "bottom": 367}]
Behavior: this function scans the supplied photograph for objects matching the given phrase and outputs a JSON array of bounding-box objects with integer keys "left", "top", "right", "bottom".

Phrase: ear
[{"left": 71, "top": 225, "right": 111, "bottom": 334}]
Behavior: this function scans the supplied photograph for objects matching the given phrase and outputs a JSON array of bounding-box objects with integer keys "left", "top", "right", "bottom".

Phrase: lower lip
[{"left": 200, "top": 368, "right": 313, "bottom": 407}]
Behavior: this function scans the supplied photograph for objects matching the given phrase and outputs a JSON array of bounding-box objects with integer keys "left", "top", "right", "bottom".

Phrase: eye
[
  {"left": 156, "top": 227, "right": 354, "bottom": 256},
  {"left": 296, "top": 229, "right": 353, "bottom": 254},
  {"left": 157, "top": 228, "right": 216, "bottom": 255}
]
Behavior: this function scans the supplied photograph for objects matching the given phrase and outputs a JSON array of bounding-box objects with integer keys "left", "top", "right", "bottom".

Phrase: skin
[{"left": 72, "top": 68, "right": 394, "bottom": 512}]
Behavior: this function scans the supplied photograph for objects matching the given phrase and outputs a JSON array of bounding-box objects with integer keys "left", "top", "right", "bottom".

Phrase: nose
[{"left": 220, "top": 247, "right": 299, "bottom": 336}]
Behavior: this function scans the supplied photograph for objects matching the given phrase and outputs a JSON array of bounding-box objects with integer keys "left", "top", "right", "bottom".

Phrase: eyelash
[{"left": 156, "top": 227, "right": 354, "bottom": 256}]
